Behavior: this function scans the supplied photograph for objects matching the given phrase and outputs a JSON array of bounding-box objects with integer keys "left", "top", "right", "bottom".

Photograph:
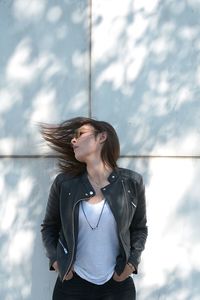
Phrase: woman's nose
[{"left": 71, "top": 137, "right": 77, "bottom": 145}]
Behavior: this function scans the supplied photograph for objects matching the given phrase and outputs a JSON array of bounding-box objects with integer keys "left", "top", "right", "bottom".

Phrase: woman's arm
[
  {"left": 128, "top": 176, "right": 148, "bottom": 273},
  {"left": 41, "top": 175, "right": 61, "bottom": 270}
]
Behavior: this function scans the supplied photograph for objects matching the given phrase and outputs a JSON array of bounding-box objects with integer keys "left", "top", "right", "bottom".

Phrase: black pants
[{"left": 53, "top": 272, "right": 136, "bottom": 300}]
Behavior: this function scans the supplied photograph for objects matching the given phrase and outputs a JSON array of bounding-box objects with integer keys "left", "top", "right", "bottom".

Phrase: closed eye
[
  {"left": 75, "top": 131, "right": 85, "bottom": 138},
  {"left": 77, "top": 131, "right": 86, "bottom": 138}
]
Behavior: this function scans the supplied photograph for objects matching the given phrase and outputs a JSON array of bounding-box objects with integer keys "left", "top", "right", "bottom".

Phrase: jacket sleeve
[
  {"left": 128, "top": 176, "right": 148, "bottom": 273},
  {"left": 41, "top": 175, "right": 61, "bottom": 270}
]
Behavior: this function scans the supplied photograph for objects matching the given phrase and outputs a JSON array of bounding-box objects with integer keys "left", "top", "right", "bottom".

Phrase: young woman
[{"left": 41, "top": 117, "right": 147, "bottom": 300}]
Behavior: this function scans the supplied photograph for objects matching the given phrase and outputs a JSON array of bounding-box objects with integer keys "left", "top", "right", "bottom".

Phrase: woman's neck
[{"left": 86, "top": 162, "right": 112, "bottom": 187}]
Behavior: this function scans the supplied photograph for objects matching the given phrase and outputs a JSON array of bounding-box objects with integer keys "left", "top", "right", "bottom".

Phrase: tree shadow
[
  {"left": 1, "top": 0, "right": 200, "bottom": 299},
  {"left": 0, "top": 157, "right": 64, "bottom": 299},
  {"left": 91, "top": 2, "right": 200, "bottom": 296},
  {"left": 0, "top": 1, "right": 89, "bottom": 299},
  {"left": 119, "top": 156, "right": 200, "bottom": 299},
  {"left": 0, "top": 0, "right": 89, "bottom": 155},
  {"left": 91, "top": 0, "right": 200, "bottom": 158}
]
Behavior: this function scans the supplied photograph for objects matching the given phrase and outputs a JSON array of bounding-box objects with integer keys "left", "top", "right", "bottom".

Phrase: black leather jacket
[{"left": 41, "top": 167, "right": 148, "bottom": 281}]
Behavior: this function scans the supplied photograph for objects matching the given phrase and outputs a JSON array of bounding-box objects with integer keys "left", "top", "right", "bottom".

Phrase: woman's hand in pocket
[
  {"left": 64, "top": 269, "right": 74, "bottom": 281},
  {"left": 113, "top": 263, "right": 135, "bottom": 282},
  {"left": 52, "top": 261, "right": 59, "bottom": 272}
]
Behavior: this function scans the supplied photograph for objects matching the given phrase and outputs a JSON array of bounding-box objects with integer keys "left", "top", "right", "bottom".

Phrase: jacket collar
[
  {"left": 79, "top": 168, "right": 119, "bottom": 198},
  {"left": 81, "top": 168, "right": 119, "bottom": 183}
]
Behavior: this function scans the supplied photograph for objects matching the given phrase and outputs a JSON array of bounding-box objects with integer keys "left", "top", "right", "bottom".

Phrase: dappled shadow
[
  {"left": 120, "top": 157, "right": 200, "bottom": 300},
  {"left": 91, "top": 0, "right": 200, "bottom": 157},
  {"left": 0, "top": 158, "right": 57, "bottom": 299},
  {"left": 1, "top": 0, "right": 200, "bottom": 299},
  {"left": 0, "top": 0, "right": 89, "bottom": 155},
  {"left": 138, "top": 268, "right": 200, "bottom": 300},
  {"left": 0, "top": 0, "right": 89, "bottom": 299},
  {"left": 91, "top": 2, "right": 200, "bottom": 296}
]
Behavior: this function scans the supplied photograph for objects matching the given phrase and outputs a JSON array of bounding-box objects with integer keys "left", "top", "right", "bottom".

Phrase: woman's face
[{"left": 71, "top": 124, "right": 105, "bottom": 163}]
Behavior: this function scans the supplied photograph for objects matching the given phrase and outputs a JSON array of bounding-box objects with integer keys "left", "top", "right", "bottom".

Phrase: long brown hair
[{"left": 40, "top": 117, "right": 120, "bottom": 176}]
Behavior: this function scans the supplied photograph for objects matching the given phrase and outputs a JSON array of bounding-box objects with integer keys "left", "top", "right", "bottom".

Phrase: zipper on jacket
[
  {"left": 121, "top": 179, "right": 136, "bottom": 208},
  {"left": 131, "top": 201, "right": 136, "bottom": 208},
  {"left": 106, "top": 186, "right": 127, "bottom": 265},
  {"left": 120, "top": 179, "right": 137, "bottom": 263},
  {"left": 58, "top": 238, "right": 68, "bottom": 254},
  {"left": 121, "top": 179, "right": 129, "bottom": 207},
  {"left": 62, "top": 198, "right": 84, "bottom": 282}
]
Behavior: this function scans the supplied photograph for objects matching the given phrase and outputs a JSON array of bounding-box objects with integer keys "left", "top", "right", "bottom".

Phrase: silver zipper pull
[
  {"left": 59, "top": 239, "right": 68, "bottom": 254},
  {"left": 131, "top": 201, "right": 136, "bottom": 208},
  {"left": 63, "top": 248, "right": 68, "bottom": 254}
]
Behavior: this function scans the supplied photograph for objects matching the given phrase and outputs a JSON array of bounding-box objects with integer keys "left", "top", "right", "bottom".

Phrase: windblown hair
[{"left": 40, "top": 117, "right": 120, "bottom": 176}]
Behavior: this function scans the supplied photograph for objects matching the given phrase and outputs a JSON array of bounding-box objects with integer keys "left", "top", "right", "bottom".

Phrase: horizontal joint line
[{"left": 0, "top": 155, "right": 200, "bottom": 159}]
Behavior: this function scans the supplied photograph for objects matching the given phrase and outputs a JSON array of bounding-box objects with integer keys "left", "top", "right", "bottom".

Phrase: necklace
[
  {"left": 81, "top": 200, "right": 106, "bottom": 230},
  {"left": 87, "top": 175, "right": 106, "bottom": 189}
]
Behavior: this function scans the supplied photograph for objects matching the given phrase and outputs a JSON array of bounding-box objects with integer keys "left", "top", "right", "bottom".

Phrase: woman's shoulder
[
  {"left": 117, "top": 167, "right": 143, "bottom": 184},
  {"left": 53, "top": 172, "right": 77, "bottom": 184}
]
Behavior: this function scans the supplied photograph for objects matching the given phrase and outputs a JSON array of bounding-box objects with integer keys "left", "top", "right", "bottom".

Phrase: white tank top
[{"left": 74, "top": 199, "right": 120, "bottom": 285}]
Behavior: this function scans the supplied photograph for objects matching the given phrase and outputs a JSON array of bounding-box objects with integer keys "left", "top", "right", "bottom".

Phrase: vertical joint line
[{"left": 88, "top": 0, "right": 92, "bottom": 118}]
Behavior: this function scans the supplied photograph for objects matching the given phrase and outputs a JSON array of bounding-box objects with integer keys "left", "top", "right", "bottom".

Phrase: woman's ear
[{"left": 99, "top": 131, "right": 107, "bottom": 144}]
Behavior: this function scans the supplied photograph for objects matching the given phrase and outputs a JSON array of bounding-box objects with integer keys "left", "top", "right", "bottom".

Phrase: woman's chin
[{"left": 75, "top": 154, "right": 85, "bottom": 163}]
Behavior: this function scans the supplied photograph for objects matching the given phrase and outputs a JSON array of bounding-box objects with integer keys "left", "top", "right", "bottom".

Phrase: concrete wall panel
[
  {"left": 119, "top": 157, "right": 200, "bottom": 299},
  {"left": 0, "top": 0, "right": 89, "bottom": 155},
  {"left": 1, "top": 157, "right": 200, "bottom": 299},
  {"left": 1, "top": 0, "right": 200, "bottom": 299},
  {"left": 92, "top": 0, "right": 200, "bottom": 156},
  {"left": 0, "top": 158, "right": 58, "bottom": 300}
]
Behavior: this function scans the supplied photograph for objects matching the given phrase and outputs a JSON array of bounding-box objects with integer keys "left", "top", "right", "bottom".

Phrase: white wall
[{"left": 0, "top": 0, "right": 200, "bottom": 299}]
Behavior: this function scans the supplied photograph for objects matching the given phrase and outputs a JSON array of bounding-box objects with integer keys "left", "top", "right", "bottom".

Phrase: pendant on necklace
[
  {"left": 92, "top": 226, "right": 98, "bottom": 230},
  {"left": 81, "top": 200, "right": 106, "bottom": 230}
]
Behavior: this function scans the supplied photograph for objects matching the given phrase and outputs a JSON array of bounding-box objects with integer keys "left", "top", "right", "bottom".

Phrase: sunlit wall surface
[{"left": 0, "top": 0, "right": 200, "bottom": 299}]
